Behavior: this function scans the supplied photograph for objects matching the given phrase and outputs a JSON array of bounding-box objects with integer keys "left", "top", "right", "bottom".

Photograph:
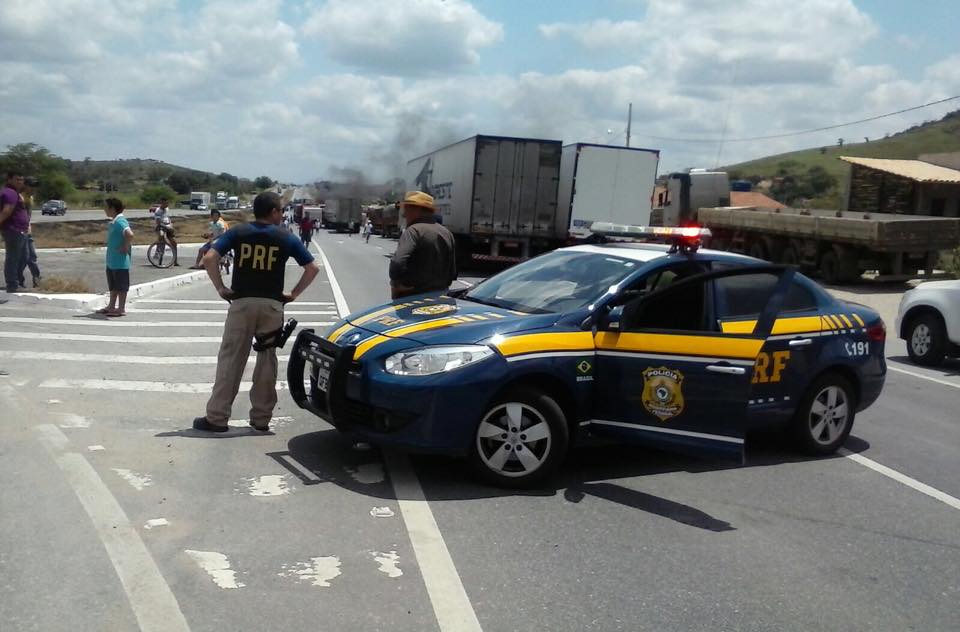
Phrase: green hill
[{"left": 724, "top": 109, "right": 960, "bottom": 207}]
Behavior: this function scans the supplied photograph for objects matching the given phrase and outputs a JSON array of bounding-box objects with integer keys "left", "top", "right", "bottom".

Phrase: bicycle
[{"left": 147, "top": 226, "right": 177, "bottom": 268}]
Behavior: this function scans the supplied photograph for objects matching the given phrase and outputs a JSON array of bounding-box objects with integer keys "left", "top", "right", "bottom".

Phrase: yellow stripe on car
[
  {"left": 328, "top": 303, "right": 416, "bottom": 342},
  {"left": 353, "top": 317, "right": 464, "bottom": 359},
  {"left": 821, "top": 316, "right": 836, "bottom": 330},
  {"left": 829, "top": 315, "right": 845, "bottom": 329},
  {"left": 494, "top": 332, "right": 595, "bottom": 357},
  {"left": 852, "top": 313, "right": 865, "bottom": 327},
  {"left": 839, "top": 314, "right": 854, "bottom": 328},
  {"left": 595, "top": 332, "right": 764, "bottom": 359},
  {"left": 720, "top": 315, "right": 822, "bottom": 336}
]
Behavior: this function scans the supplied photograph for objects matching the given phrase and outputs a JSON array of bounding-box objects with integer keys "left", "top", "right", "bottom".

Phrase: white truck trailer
[
  {"left": 406, "top": 135, "right": 563, "bottom": 262},
  {"left": 556, "top": 143, "right": 660, "bottom": 239}
]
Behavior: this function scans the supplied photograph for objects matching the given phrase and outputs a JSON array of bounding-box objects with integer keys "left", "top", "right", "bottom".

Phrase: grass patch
[
  {"left": 35, "top": 276, "right": 93, "bottom": 294},
  {"left": 32, "top": 211, "right": 251, "bottom": 249}
]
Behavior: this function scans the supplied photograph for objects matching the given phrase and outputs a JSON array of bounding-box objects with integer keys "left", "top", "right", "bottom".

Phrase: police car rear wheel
[
  {"left": 470, "top": 387, "right": 568, "bottom": 488},
  {"left": 794, "top": 374, "right": 855, "bottom": 455}
]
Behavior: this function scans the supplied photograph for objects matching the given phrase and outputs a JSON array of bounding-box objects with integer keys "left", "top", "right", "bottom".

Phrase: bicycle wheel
[{"left": 147, "top": 240, "right": 175, "bottom": 268}]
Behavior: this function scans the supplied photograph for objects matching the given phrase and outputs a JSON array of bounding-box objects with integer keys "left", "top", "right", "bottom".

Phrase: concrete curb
[{"left": 1, "top": 269, "right": 208, "bottom": 310}]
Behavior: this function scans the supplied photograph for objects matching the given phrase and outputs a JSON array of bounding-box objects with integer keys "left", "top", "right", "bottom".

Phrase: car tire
[
  {"left": 468, "top": 386, "right": 569, "bottom": 488},
  {"left": 792, "top": 373, "right": 856, "bottom": 456},
  {"left": 906, "top": 312, "right": 947, "bottom": 366},
  {"left": 819, "top": 251, "right": 839, "bottom": 285},
  {"left": 748, "top": 241, "right": 768, "bottom": 261},
  {"left": 780, "top": 245, "right": 800, "bottom": 266}
]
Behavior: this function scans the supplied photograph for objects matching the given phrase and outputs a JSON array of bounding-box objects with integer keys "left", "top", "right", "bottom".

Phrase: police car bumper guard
[{"left": 288, "top": 330, "right": 487, "bottom": 453}]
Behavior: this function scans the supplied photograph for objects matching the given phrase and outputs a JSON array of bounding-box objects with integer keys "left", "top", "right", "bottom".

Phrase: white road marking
[
  {"left": 227, "top": 416, "right": 294, "bottom": 428},
  {"left": 88, "top": 445, "right": 105, "bottom": 451},
  {"left": 34, "top": 424, "right": 190, "bottom": 631},
  {"left": 57, "top": 413, "right": 91, "bottom": 428},
  {"left": 133, "top": 299, "right": 333, "bottom": 306},
  {"left": 1, "top": 350, "right": 290, "bottom": 364},
  {"left": 887, "top": 364, "right": 960, "bottom": 390},
  {"left": 316, "top": 242, "right": 481, "bottom": 632},
  {"left": 0, "top": 317, "right": 332, "bottom": 328},
  {"left": 370, "top": 506, "right": 395, "bottom": 518},
  {"left": 185, "top": 550, "right": 246, "bottom": 589},
  {"left": 39, "top": 379, "right": 289, "bottom": 393},
  {"left": 46, "top": 399, "right": 62, "bottom": 404},
  {"left": 279, "top": 556, "right": 341, "bottom": 587},
  {"left": 841, "top": 449, "right": 960, "bottom": 511},
  {"left": 241, "top": 475, "right": 290, "bottom": 497},
  {"left": 344, "top": 463, "right": 386, "bottom": 484},
  {"left": 372, "top": 551, "right": 403, "bottom": 578},
  {"left": 127, "top": 308, "right": 336, "bottom": 315},
  {"left": 112, "top": 468, "right": 153, "bottom": 491},
  {"left": 278, "top": 454, "right": 323, "bottom": 483},
  {"left": 0, "top": 332, "right": 223, "bottom": 344},
  {"left": 144, "top": 518, "right": 169, "bottom": 530}
]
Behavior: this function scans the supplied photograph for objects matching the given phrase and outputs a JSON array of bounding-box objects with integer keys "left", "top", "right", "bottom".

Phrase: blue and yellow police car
[{"left": 288, "top": 224, "right": 887, "bottom": 487}]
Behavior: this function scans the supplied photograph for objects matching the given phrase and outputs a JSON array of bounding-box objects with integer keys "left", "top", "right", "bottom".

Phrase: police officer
[
  {"left": 193, "top": 191, "right": 319, "bottom": 433},
  {"left": 389, "top": 191, "right": 456, "bottom": 299}
]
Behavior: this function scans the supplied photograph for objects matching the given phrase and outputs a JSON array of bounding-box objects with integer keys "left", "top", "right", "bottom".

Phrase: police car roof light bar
[{"left": 588, "top": 222, "right": 711, "bottom": 253}]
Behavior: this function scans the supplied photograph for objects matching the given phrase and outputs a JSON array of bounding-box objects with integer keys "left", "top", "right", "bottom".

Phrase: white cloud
[{"left": 302, "top": 0, "right": 503, "bottom": 76}]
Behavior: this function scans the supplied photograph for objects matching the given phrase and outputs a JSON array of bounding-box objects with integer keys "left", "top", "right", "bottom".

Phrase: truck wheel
[
  {"left": 468, "top": 387, "right": 569, "bottom": 488},
  {"left": 906, "top": 313, "right": 947, "bottom": 366},
  {"left": 792, "top": 373, "right": 856, "bottom": 455},
  {"left": 780, "top": 245, "right": 800, "bottom": 266},
  {"left": 819, "top": 251, "right": 839, "bottom": 284},
  {"left": 748, "top": 241, "right": 768, "bottom": 261}
]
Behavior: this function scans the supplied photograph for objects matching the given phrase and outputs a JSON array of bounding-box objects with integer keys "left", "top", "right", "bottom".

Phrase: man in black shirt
[
  {"left": 193, "top": 191, "right": 319, "bottom": 433},
  {"left": 389, "top": 191, "right": 457, "bottom": 299}
]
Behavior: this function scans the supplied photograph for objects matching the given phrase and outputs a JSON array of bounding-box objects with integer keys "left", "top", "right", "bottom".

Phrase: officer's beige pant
[{"left": 205, "top": 297, "right": 284, "bottom": 426}]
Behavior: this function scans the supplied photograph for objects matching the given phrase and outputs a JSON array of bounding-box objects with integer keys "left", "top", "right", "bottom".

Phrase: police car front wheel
[
  {"left": 469, "top": 387, "right": 569, "bottom": 488},
  {"left": 793, "top": 373, "right": 856, "bottom": 455}
]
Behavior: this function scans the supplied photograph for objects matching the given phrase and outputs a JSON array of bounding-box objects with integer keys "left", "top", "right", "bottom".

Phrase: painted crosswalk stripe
[
  {"left": 0, "top": 350, "right": 289, "bottom": 364},
  {"left": 0, "top": 332, "right": 223, "bottom": 343},
  {"left": 39, "top": 378, "right": 290, "bottom": 393},
  {"left": 0, "top": 317, "right": 333, "bottom": 328},
  {"left": 132, "top": 299, "right": 334, "bottom": 306},
  {"left": 126, "top": 308, "right": 337, "bottom": 315}
]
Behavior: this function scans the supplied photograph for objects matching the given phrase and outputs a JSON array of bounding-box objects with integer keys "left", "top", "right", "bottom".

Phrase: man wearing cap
[{"left": 389, "top": 191, "right": 457, "bottom": 299}]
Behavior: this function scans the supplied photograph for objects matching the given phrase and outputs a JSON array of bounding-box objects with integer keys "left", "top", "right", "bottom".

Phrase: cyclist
[
  {"left": 154, "top": 197, "right": 179, "bottom": 265},
  {"left": 192, "top": 209, "right": 229, "bottom": 269}
]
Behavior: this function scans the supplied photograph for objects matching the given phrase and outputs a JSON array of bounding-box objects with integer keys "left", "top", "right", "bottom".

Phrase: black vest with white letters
[{"left": 229, "top": 222, "right": 294, "bottom": 301}]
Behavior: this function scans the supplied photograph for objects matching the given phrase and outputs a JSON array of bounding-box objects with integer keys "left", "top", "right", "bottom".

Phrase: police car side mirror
[{"left": 587, "top": 305, "right": 623, "bottom": 331}]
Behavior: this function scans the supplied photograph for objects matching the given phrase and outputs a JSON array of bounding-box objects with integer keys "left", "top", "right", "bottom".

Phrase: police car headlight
[{"left": 384, "top": 345, "right": 494, "bottom": 376}]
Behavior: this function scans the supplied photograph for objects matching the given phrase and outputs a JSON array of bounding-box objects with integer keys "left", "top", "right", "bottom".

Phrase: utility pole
[{"left": 626, "top": 102, "right": 632, "bottom": 148}]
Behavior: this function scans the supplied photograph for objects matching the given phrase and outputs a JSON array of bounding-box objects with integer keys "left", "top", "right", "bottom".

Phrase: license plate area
[{"left": 302, "top": 347, "right": 334, "bottom": 393}]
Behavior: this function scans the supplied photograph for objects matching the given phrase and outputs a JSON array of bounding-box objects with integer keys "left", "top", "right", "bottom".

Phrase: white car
[{"left": 896, "top": 280, "right": 960, "bottom": 365}]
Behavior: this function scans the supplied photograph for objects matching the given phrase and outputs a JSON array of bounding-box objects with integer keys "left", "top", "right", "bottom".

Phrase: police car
[{"left": 288, "top": 224, "right": 887, "bottom": 487}]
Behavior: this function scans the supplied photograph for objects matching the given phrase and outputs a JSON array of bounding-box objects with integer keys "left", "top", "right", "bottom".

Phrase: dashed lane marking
[
  {"left": 132, "top": 299, "right": 333, "bottom": 306},
  {"left": 841, "top": 449, "right": 960, "bottom": 511},
  {"left": 39, "top": 379, "right": 289, "bottom": 393},
  {"left": 1, "top": 350, "right": 289, "bottom": 364},
  {"left": 125, "top": 308, "right": 337, "bottom": 315},
  {"left": 0, "top": 317, "right": 333, "bottom": 328},
  {"left": 0, "top": 332, "right": 223, "bottom": 344},
  {"left": 887, "top": 364, "right": 960, "bottom": 390},
  {"left": 34, "top": 424, "right": 190, "bottom": 631},
  {"left": 314, "top": 241, "right": 482, "bottom": 632}
]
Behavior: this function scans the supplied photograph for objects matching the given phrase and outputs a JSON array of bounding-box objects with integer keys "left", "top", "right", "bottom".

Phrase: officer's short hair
[{"left": 254, "top": 192, "right": 281, "bottom": 218}]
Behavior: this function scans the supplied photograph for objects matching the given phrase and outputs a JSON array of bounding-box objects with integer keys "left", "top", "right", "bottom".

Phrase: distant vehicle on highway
[
  {"left": 40, "top": 200, "right": 67, "bottom": 216},
  {"left": 896, "top": 279, "right": 960, "bottom": 365},
  {"left": 196, "top": 203, "right": 209, "bottom": 212}
]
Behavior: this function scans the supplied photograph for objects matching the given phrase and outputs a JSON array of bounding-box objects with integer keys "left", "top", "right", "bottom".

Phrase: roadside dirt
[{"left": 32, "top": 211, "right": 250, "bottom": 248}]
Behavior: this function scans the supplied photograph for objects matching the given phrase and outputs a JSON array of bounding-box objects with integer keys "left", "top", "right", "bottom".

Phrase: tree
[
  {"left": 254, "top": 175, "right": 273, "bottom": 189},
  {"left": 141, "top": 185, "right": 176, "bottom": 204},
  {"left": 805, "top": 166, "right": 836, "bottom": 196},
  {"left": 166, "top": 172, "right": 193, "bottom": 194},
  {"left": 0, "top": 142, "right": 67, "bottom": 177},
  {"left": 38, "top": 172, "right": 76, "bottom": 201}
]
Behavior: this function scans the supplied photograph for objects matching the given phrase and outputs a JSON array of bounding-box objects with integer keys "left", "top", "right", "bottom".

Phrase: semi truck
[
  {"left": 556, "top": 143, "right": 660, "bottom": 238},
  {"left": 215, "top": 191, "right": 228, "bottom": 210},
  {"left": 226, "top": 196, "right": 239, "bottom": 209},
  {"left": 663, "top": 170, "right": 960, "bottom": 283},
  {"left": 406, "top": 135, "right": 563, "bottom": 262},
  {"left": 323, "top": 198, "right": 361, "bottom": 232},
  {"left": 189, "top": 191, "right": 211, "bottom": 210}
]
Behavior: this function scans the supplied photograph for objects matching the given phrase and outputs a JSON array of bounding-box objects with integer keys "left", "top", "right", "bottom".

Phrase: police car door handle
[
  {"left": 706, "top": 365, "right": 746, "bottom": 375},
  {"left": 788, "top": 338, "right": 813, "bottom": 347}
]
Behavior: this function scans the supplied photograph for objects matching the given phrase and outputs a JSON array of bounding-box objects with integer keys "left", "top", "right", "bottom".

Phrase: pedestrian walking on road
[
  {"left": 389, "top": 191, "right": 457, "bottom": 299},
  {"left": 193, "top": 191, "right": 319, "bottom": 433},
  {"left": 0, "top": 171, "right": 29, "bottom": 293},
  {"left": 362, "top": 218, "right": 373, "bottom": 243},
  {"left": 17, "top": 177, "right": 41, "bottom": 289},
  {"left": 97, "top": 197, "right": 134, "bottom": 317},
  {"left": 299, "top": 212, "right": 313, "bottom": 248}
]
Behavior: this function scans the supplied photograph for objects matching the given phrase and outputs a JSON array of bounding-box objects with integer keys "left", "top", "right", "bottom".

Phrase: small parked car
[
  {"left": 40, "top": 200, "right": 67, "bottom": 216},
  {"left": 896, "top": 280, "right": 960, "bottom": 365}
]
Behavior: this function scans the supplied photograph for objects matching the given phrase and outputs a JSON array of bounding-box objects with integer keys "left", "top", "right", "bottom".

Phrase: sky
[{"left": 1, "top": 0, "right": 958, "bottom": 184}]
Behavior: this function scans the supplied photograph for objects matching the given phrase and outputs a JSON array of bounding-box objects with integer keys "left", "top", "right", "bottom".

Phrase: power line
[{"left": 638, "top": 95, "right": 960, "bottom": 143}]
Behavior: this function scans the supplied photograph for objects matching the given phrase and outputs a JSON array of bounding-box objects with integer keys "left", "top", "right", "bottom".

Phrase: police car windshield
[{"left": 464, "top": 251, "right": 638, "bottom": 314}]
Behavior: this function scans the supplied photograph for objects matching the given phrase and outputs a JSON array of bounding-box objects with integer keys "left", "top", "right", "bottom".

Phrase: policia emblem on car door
[{"left": 641, "top": 367, "right": 685, "bottom": 421}]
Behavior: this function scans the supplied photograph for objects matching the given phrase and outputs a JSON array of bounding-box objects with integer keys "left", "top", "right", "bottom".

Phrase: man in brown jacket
[{"left": 389, "top": 191, "right": 457, "bottom": 299}]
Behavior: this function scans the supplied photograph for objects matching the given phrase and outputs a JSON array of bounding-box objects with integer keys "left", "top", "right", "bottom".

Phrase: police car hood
[{"left": 331, "top": 295, "right": 556, "bottom": 345}]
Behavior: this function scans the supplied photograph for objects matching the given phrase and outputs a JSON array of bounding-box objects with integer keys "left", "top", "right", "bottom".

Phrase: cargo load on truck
[
  {"left": 324, "top": 198, "right": 361, "bottom": 232},
  {"left": 557, "top": 143, "right": 660, "bottom": 239},
  {"left": 406, "top": 135, "right": 563, "bottom": 263}
]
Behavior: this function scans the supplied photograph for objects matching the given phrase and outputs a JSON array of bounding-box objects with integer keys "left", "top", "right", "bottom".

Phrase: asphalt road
[
  {"left": 1, "top": 229, "right": 958, "bottom": 631},
  {"left": 32, "top": 208, "right": 221, "bottom": 224}
]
